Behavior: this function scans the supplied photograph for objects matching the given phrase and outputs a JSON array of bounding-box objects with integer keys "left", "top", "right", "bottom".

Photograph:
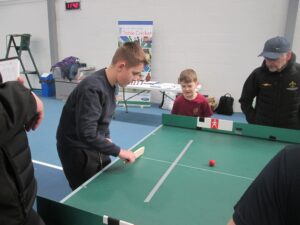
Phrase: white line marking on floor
[
  {"left": 144, "top": 140, "right": 193, "bottom": 203},
  {"left": 142, "top": 157, "right": 254, "bottom": 181},
  {"left": 32, "top": 160, "right": 63, "bottom": 170}
]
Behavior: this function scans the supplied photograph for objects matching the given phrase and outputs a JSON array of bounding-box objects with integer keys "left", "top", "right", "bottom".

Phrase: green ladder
[{"left": 5, "top": 34, "right": 40, "bottom": 90}]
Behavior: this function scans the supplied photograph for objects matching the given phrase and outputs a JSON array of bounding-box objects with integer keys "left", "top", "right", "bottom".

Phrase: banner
[
  {"left": 118, "top": 21, "right": 153, "bottom": 80},
  {"left": 117, "top": 21, "right": 153, "bottom": 107}
]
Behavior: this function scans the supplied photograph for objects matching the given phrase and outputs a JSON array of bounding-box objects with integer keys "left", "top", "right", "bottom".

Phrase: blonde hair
[
  {"left": 111, "top": 42, "right": 148, "bottom": 67},
  {"left": 178, "top": 69, "right": 198, "bottom": 83}
]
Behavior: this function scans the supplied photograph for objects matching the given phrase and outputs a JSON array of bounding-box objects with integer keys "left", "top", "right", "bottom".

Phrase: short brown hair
[
  {"left": 178, "top": 69, "right": 198, "bottom": 83},
  {"left": 111, "top": 42, "right": 148, "bottom": 67}
]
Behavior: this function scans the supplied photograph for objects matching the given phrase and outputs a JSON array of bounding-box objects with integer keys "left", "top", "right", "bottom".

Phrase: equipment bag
[
  {"left": 51, "top": 56, "right": 79, "bottom": 81},
  {"left": 215, "top": 93, "right": 234, "bottom": 115}
]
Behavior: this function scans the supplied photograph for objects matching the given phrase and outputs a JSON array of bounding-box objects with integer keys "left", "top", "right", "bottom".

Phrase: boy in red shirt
[{"left": 171, "top": 69, "right": 213, "bottom": 117}]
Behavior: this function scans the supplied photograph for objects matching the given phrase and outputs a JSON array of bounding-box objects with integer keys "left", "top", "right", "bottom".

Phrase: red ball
[{"left": 209, "top": 160, "right": 216, "bottom": 167}]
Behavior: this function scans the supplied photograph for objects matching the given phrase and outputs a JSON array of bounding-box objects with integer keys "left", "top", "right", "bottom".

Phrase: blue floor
[{"left": 29, "top": 93, "right": 246, "bottom": 202}]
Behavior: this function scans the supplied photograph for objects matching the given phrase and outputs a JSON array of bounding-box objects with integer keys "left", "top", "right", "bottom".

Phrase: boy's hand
[{"left": 118, "top": 149, "right": 136, "bottom": 164}]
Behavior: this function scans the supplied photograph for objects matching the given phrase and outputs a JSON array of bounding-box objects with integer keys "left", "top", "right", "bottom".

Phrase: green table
[{"left": 37, "top": 114, "right": 300, "bottom": 225}]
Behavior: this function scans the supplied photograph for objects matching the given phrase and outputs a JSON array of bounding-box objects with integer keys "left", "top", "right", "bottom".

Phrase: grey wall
[{"left": 0, "top": 0, "right": 298, "bottom": 111}]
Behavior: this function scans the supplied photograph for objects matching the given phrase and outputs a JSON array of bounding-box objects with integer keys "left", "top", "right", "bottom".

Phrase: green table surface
[{"left": 61, "top": 124, "right": 288, "bottom": 225}]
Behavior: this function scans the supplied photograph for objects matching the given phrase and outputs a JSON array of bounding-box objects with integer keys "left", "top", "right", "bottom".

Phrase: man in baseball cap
[
  {"left": 239, "top": 36, "right": 300, "bottom": 129},
  {"left": 258, "top": 36, "right": 292, "bottom": 72}
]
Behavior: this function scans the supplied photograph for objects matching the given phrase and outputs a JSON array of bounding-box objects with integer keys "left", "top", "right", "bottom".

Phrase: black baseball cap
[{"left": 258, "top": 36, "right": 290, "bottom": 59}]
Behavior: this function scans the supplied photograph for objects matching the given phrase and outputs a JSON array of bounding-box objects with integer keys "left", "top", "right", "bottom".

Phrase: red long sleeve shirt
[{"left": 171, "top": 93, "right": 213, "bottom": 117}]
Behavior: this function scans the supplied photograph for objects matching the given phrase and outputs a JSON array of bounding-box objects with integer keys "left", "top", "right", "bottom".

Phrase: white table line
[
  {"left": 144, "top": 140, "right": 193, "bottom": 203},
  {"left": 142, "top": 157, "right": 254, "bottom": 181}
]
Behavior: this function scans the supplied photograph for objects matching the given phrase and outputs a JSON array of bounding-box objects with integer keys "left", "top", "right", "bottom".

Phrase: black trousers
[{"left": 57, "top": 144, "right": 111, "bottom": 190}]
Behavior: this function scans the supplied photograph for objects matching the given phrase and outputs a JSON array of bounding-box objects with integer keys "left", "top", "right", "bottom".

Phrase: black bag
[{"left": 216, "top": 93, "right": 234, "bottom": 115}]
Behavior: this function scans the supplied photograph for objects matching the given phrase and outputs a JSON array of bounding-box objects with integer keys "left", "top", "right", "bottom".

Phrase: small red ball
[{"left": 209, "top": 160, "right": 216, "bottom": 167}]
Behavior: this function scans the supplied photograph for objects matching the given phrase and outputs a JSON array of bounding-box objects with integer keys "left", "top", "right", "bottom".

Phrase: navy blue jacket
[{"left": 56, "top": 68, "right": 120, "bottom": 156}]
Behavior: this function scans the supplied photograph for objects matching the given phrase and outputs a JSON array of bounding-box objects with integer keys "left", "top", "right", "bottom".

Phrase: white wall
[
  {"left": 293, "top": 1, "right": 300, "bottom": 56},
  {"left": 0, "top": 0, "right": 294, "bottom": 111},
  {"left": 54, "top": 0, "right": 290, "bottom": 111},
  {"left": 0, "top": 0, "right": 50, "bottom": 89}
]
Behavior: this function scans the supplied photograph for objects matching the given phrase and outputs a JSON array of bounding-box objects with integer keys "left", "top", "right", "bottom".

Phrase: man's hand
[
  {"left": 27, "top": 91, "right": 44, "bottom": 131},
  {"left": 118, "top": 149, "right": 136, "bottom": 164},
  {"left": 17, "top": 76, "right": 24, "bottom": 85}
]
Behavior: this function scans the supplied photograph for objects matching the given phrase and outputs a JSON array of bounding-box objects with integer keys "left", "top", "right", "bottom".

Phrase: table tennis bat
[{"left": 133, "top": 146, "right": 145, "bottom": 159}]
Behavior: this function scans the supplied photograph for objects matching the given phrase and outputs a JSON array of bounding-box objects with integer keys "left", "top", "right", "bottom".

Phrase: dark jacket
[
  {"left": 0, "top": 82, "right": 38, "bottom": 225},
  {"left": 239, "top": 53, "right": 300, "bottom": 129},
  {"left": 56, "top": 68, "right": 120, "bottom": 156}
]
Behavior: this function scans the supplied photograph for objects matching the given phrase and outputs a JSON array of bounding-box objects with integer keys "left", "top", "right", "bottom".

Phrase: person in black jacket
[
  {"left": 239, "top": 36, "right": 300, "bottom": 129},
  {"left": 56, "top": 42, "right": 148, "bottom": 190},
  {"left": 0, "top": 78, "right": 44, "bottom": 225},
  {"left": 227, "top": 144, "right": 300, "bottom": 225}
]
